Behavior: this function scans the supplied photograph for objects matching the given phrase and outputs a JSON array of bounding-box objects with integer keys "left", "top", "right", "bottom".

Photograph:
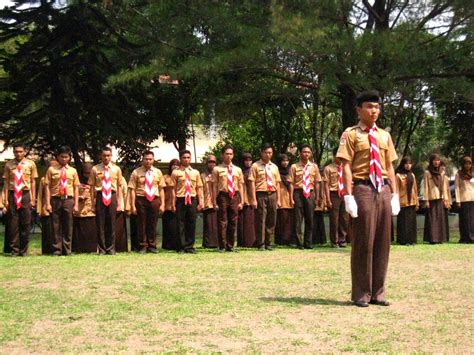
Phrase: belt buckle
[{"left": 61, "top": 195, "right": 68, "bottom": 200}]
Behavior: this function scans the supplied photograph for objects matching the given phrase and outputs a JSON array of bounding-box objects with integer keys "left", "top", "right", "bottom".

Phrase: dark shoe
[
  {"left": 52, "top": 252, "right": 62, "bottom": 256},
  {"left": 147, "top": 248, "right": 159, "bottom": 254},
  {"left": 106, "top": 251, "right": 116, "bottom": 255},
  {"left": 177, "top": 249, "right": 185, "bottom": 254},
  {"left": 218, "top": 248, "right": 226, "bottom": 253},
  {"left": 338, "top": 243, "right": 347, "bottom": 248},
  {"left": 227, "top": 248, "right": 238, "bottom": 253},
  {"left": 11, "top": 253, "right": 19, "bottom": 257},
  {"left": 258, "top": 246, "right": 266, "bottom": 251},
  {"left": 331, "top": 244, "right": 340, "bottom": 248},
  {"left": 265, "top": 245, "right": 273, "bottom": 251},
  {"left": 354, "top": 301, "right": 369, "bottom": 308},
  {"left": 304, "top": 246, "right": 313, "bottom": 250},
  {"left": 297, "top": 246, "right": 305, "bottom": 250},
  {"left": 139, "top": 248, "right": 147, "bottom": 254},
  {"left": 185, "top": 249, "right": 197, "bottom": 254},
  {"left": 370, "top": 300, "right": 390, "bottom": 306}
]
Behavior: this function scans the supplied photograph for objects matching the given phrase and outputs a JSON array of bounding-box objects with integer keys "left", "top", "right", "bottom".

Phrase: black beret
[{"left": 356, "top": 91, "right": 381, "bottom": 106}]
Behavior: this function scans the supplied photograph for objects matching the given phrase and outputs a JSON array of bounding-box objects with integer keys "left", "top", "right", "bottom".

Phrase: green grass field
[{"left": 0, "top": 229, "right": 472, "bottom": 353}]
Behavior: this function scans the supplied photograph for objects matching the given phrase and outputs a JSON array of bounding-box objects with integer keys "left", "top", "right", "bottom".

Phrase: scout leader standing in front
[
  {"left": 44, "top": 146, "right": 80, "bottom": 256},
  {"left": 88, "top": 147, "right": 123, "bottom": 255},
  {"left": 2, "top": 143, "right": 38, "bottom": 256},
  {"left": 337, "top": 91, "right": 400, "bottom": 308},
  {"left": 128, "top": 150, "right": 165, "bottom": 254},
  {"left": 212, "top": 145, "right": 244, "bottom": 252}
]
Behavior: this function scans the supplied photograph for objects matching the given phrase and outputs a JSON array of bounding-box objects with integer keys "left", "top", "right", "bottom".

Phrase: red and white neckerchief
[
  {"left": 227, "top": 164, "right": 235, "bottom": 199},
  {"left": 144, "top": 169, "right": 156, "bottom": 202},
  {"left": 337, "top": 163, "right": 345, "bottom": 197},
  {"left": 101, "top": 165, "right": 112, "bottom": 206},
  {"left": 302, "top": 163, "right": 311, "bottom": 199},
  {"left": 13, "top": 163, "right": 24, "bottom": 209},
  {"left": 265, "top": 163, "right": 273, "bottom": 191},
  {"left": 184, "top": 170, "right": 192, "bottom": 205},
  {"left": 59, "top": 166, "right": 68, "bottom": 196},
  {"left": 367, "top": 125, "right": 383, "bottom": 192}
]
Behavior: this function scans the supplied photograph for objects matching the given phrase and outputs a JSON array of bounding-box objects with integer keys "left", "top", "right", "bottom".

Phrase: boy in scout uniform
[
  {"left": 170, "top": 150, "right": 204, "bottom": 254},
  {"left": 2, "top": 143, "right": 38, "bottom": 256},
  {"left": 88, "top": 146, "right": 124, "bottom": 255},
  {"left": 323, "top": 149, "right": 350, "bottom": 247},
  {"left": 128, "top": 150, "right": 165, "bottom": 254},
  {"left": 201, "top": 155, "right": 219, "bottom": 248},
  {"left": 337, "top": 91, "right": 400, "bottom": 307},
  {"left": 212, "top": 145, "right": 244, "bottom": 252},
  {"left": 44, "top": 146, "right": 80, "bottom": 256},
  {"left": 248, "top": 143, "right": 281, "bottom": 251},
  {"left": 288, "top": 145, "right": 321, "bottom": 249}
]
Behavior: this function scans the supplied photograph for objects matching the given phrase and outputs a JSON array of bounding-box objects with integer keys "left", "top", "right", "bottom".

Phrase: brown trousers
[
  {"left": 351, "top": 184, "right": 392, "bottom": 303},
  {"left": 216, "top": 192, "right": 241, "bottom": 250},
  {"left": 7, "top": 190, "right": 32, "bottom": 256},
  {"left": 95, "top": 192, "right": 117, "bottom": 254},
  {"left": 237, "top": 205, "right": 256, "bottom": 247},
  {"left": 135, "top": 196, "right": 160, "bottom": 250},
  {"left": 329, "top": 191, "right": 350, "bottom": 246},
  {"left": 129, "top": 214, "right": 139, "bottom": 252},
  {"left": 255, "top": 191, "right": 278, "bottom": 248},
  {"left": 202, "top": 208, "right": 219, "bottom": 248},
  {"left": 115, "top": 211, "right": 128, "bottom": 252},
  {"left": 312, "top": 211, "right": 327, "bottom": 245},
  {"left": 293, "top": 189, "right": 315, "bottom": 248},
  {"left": 51, "top": 197, "right": 75, "bottom": 255}
]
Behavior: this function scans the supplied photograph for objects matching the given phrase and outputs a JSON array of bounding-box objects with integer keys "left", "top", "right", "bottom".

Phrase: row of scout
[{"left": 1, "top": 143, "right": 472, "bottom": 257}]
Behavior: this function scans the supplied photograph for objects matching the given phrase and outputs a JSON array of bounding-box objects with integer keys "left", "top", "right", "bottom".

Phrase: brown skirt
[
  {"left": 129, "top": 214, "right": 139, "bottom": 252},
  {"left": 396, "top": 205, "right": 417, "bottom": 245},
  {"left": 237, "top": 205, "right": 256, "bottom": 247},
  {"left": 41, "top": 216, "right": 54, "bottom": 254},
  {"left": 424, "top": 199, "right": 448, "bottom": 243},
  {"left": 202, "top": 208, "right": 219, "bottom": 248},
  {"left": 459, "top": 201, "right": 474, "bottom": 243},
  {"left": 275, "top": 209, "right": 293, "bottom": 245},
  {"left": 72, "top": 217, "right": 98, "bottom": 253},
  {"left": 115, "top": 212, "right": 128, "bottom": 252},
  {"left": 162, "top": 210, "right": 178, "bottom": 250},
  {"left": 312, "top": 211, "right": 327, "bottom": 245}
]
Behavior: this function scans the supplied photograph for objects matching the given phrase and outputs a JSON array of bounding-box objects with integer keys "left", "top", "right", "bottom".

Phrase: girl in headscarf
[
  {"left": 455, "top": 156, "right": 474, "bottom": 243},
  {"left": 162, "top": 159, "right": 180, "bottom": 250},
  {"left": 422, "top": 154, "right": 451, "bottom": 244},
  {"left": 395, "top": 157, "right": 419, "bottom": 245},
  {"left": 275, "top": 154, "right": 294, "bottom": 245},
  {"left": 237, "top": 153, "right": 257, "bottom": 247}
]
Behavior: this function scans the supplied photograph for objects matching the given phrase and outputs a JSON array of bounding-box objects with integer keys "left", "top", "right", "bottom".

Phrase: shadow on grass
[{"left": 260, "top": 296, "right": 351, "bottom": 306}]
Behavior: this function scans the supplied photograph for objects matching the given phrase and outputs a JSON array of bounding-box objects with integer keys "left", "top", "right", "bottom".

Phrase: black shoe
[
  {"left": 218, "top": 248, "right": 226, "bottom": 253},
  {"left": 106, "top": 251, "right": 116, "bottom": 255},
  {"left": 226, "top": 248, "right": 238, "bottom": 253},
  {"left": 304, "top": 246, "right": 313, "bottom": 250},
  {"left": 185, "top": 249, "right": 197, "bottom": 254},
  {"left": 258, "top": 246, "right": 266, "bottom": 251},
  {"left": 331, "top": 244, "right": 340, "bottom": 248},
  {"left": 265, "top": 245, "right": 273, "bottom": 251},
  {"left": 369, "top": 300, "right": 390, "bottom": 306},
  {"left": 177, "top": 249, "right": 185, "bottom": 254},
  {"left": 139, "top": 248, "right": 147, "bottom": 254},
  {"left": 297, "top": 246, "right": 305, "bottom": 250},
  {"left": 147, "top": 248, "right": 159, "bottom": 254},
  {"left": 338, "top": 243, "right": 347, "bottom": 248},
  {"left": 354, "top": 301, "right": 369, "bottom": 308}
]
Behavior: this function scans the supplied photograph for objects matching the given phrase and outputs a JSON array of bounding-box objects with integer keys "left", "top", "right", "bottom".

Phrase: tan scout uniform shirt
[
  {"left": 454, "top": 172, "right": 474, "bottom": 203},
  {"left": 88, "top": 163, "right": 123, "bottom": 192},
  {"left": 36, "top": 177, "right": 49, "bottom": 217},
  {"left": 76, "top": 182, "right": 95, "bottom": 217},
  {"left": 323, "top": 163, "right": 339, "bottom": 191},
  {"left": 278, "top": 177, "right": 293, "bottom": 209},
  {"left": 241, "top": 170, "right": 252, "bottom": 206},
  {"left": 128, "top": 166, "right": 165, "bottom": 197},
  {"left": 248, "top": 160, "right": 281, "bottom": 192},
  {"left": 396, "top": 173, "right": 419, "bottom": 207},
  {"left": 163, "top": 175, "right": 175, "bottom": 211},
  {"left": 288, "top": 162, "right": 321, "bottom": 190},
  {"left": 201, "top": 171, "right": 214, "bottom": 209},
  {"left": 336, "top": 123, "right": 398, "bottom": 179},
  {"left": 314, "top": 180, "right": 326, "bottom": 211},
  {"left": 44, "top": 165, "right": 80, "bottom": 197},
  {"left": 3, "top": 158, "right": 38, "bottom": 191},
  {"left": 421, "top": 171, "right": 451, "bottom": 202},
  {"left": 170, "top": 166, "right": 203, "bottom": 198},
  {"left": 212, "top": 164, "right": 244, "bottom": 193}
]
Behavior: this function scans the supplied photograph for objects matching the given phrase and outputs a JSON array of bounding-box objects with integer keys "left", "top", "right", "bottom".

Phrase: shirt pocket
[{"left": 355, "top": 136, "right": 370, "bottom": 152}]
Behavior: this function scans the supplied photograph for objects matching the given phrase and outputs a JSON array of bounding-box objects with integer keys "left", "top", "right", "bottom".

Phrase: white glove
[
  {"left": 344, "top": 195, "right": 358, "bottom": 218},
  {"left": 391, "top": 193, "right": 401, "bottom": 216}
]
